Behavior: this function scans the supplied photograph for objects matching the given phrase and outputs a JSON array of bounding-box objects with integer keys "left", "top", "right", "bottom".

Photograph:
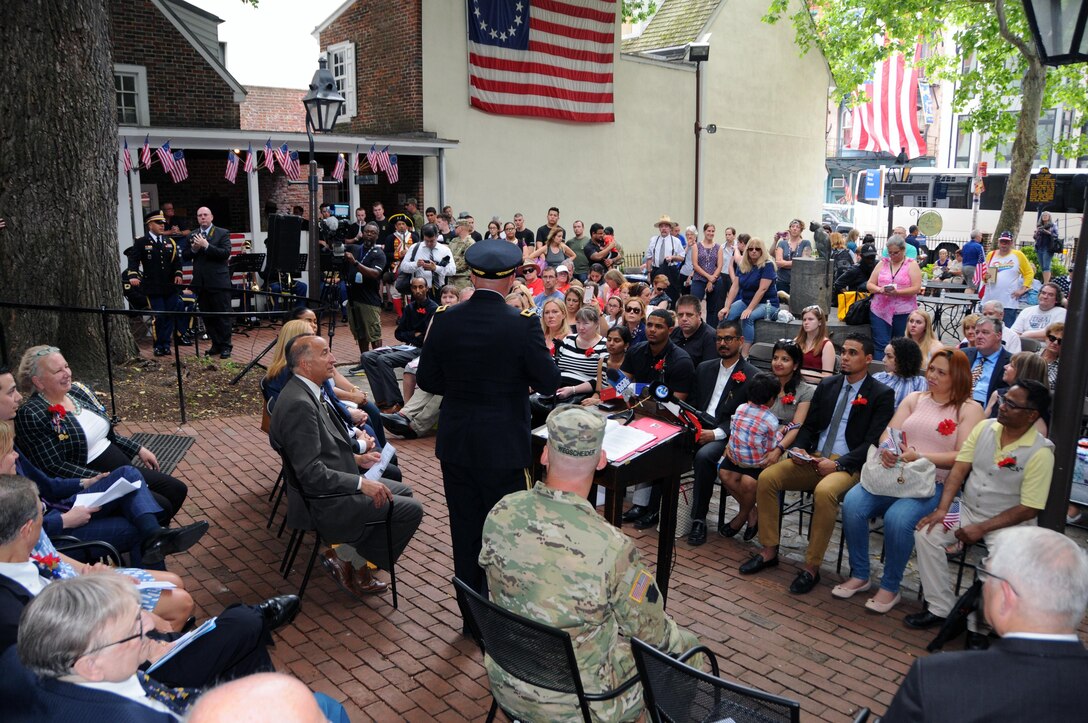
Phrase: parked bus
[{"left": 847, "top": 166, "right": 1086, "bottom": 247}]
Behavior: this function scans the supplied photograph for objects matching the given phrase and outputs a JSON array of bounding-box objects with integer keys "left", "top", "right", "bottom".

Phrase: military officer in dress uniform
[
  {"left": 416, "top": 239, "right": 560, "bottom": 626},
  {"left": 124, "top": 212, "right": 183, "bottom": 356}
]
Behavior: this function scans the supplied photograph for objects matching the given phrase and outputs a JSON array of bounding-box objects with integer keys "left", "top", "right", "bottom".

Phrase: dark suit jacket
[
  {"left": 182, "top": 225, "right": 231, "bottom": 290},
  {"left": 0, "top": 573, "right": 34, "bottom": 652},
  {"left": 963, "top": 346, "right": 1013, "bottom": 405},
  {"left": 14, "top": 384, "right": 141, "bottom": 480},
  {"left": 793, "top": 373, "right": 895, "bottom": 473},
  {"left": 269, "top": 375, "right": 386, "bottom": 543},
  {"left": 12, "top": 675, "right": 175, "bottom": 723},
  {"left": 882, "top": 637, "right": 1088, "bottom": 722},
  {"left": 690, "top": 357, "right": 759, "bottom": 430},
  {"left": 416, "top": 288, "right": 560, "bottom": 468}
]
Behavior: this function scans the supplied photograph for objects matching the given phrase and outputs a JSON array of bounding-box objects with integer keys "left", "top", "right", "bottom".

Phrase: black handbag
[{"left": 843, "top": 293, "right": 872, "bottom": 325}]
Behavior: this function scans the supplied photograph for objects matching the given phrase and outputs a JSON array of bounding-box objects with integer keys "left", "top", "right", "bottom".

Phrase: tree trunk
[
  {"left": 0, "top": 1, "right": 136, "bottom": 384},
  {"left": 994, "top": 57, "right": 1047, "bottom": 241}
]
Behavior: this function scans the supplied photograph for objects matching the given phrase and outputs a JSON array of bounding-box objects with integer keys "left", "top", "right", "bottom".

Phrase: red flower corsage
[
  {"left": 584, "top": 347, "right": 596, "bottom": 358},
  {"left": 731, "top": 371, "right": 747, "bottom": 383},
  {"left": 47, "top": 404, "right": 66, "bottom": 419},
  {"left": 781, "top": 393, "right": 796, "bottom": 405},
  {"left": 653, "top": 359, "right": 665, "bottom": 372},
  {"left": 851, "top": 396, "right": 868, "bottom": 407},
  {"left": 31, "top": 553, "right": 63, "bottom": 579},
  {"left": 997, "top": 456, "right": 1017, "bottom": 469},
  {"left": 416, "top": 307, "right": 427, "bottom": 314},
  {"left": 937, "top": 419, "right": 957, "bottom": 436}
]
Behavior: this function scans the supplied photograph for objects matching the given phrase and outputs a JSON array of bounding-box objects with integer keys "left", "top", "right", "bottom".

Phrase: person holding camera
[
  {"left": 344, "top": 222, "right": 386, "bottom": 366},
  {"left": 182, "top": 207, "right": 233, "bottom": 359},
  {"left": 397, "top": 223, "right": 456, "bottom": 301}
]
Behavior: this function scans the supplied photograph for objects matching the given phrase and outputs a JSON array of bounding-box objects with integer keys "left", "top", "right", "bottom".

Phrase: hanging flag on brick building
[
  {"left": 264, "top": 138, "right": 276, "bottom": 172},
  {"left": 385, "top": 154, "right": 399, "bottom": 184},
  {"left": 156, "top": 141, "right": 176, "bottom": 174},
  {"left": 366, "top": 144, "right": 378, "bottom": 169},
  {"left": 274, "top": 142, "right": 290, "bottom": 168},
  {"left": 467, "top": 0, "right": 616, "bottom": 123},
  {"left": 284, "top": 151, "right": 302, "bottom": 181},
  {"left": 332, "top": 153, "right": 346, "bottom": 182},
  {"left": 243, "top": 143, "right": 256, "bottom": 174},
  {"left": 374, "top": 145, "right": 391, "bottom": 173},
  {"left": 225, "top": 150, "right": 239, "bottom": 184},
  {"left": 141, "top": 135, "right": 152, "bottom": 168},
  {"left": 847, "top": 43, "right": 927, "bottom": 159},
  {"left": 121, "top": 139, "right": 132, "bottom": 173},
  {"left": 168, "top": 150, "right": 188, "bottom": 183}
]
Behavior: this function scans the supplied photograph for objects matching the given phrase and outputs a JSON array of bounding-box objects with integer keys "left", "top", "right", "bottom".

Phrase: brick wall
[
  {"left": 241, "top": 87, "right": 307, "bottom": 132},
  {"left": 319, "top": 0, "right": 423, "bottom": 135},
  {"left": 140, "top": 152, "right": 251, "bottom": 233},
  {"left": 110, "top": 0, "right": 240, "bottom": 129}
]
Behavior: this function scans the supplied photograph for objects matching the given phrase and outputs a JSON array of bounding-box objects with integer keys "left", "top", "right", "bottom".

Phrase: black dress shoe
[
  {"left": 180, "top": 615, "right": 197, "bottom": 634},
  {"left": 718, "top": 521, "right": 742, "bottom": 538},
  {"left": 622, "top": 504, "right": 649, "bottom": 522},
  {"left": 257, "top": 594, "right": 301, "bottom": 631},
  {"left": 219, "top": 346, "right": 232, "bottom": 359},
  {"left": 789, "top": 569, "right": 821, "bottom": 594},
  {"left": 632, "top": 511, "right": 659, "bottom": 530},
  {"left": 904, "top": 609, "right": 947, "bottom": 630},
  {"left": 687, "top": 520, "right": 708, "bottom": 546},
  {"left": 204, "top": 346, "right": 222, "bottom": 357},
  {"left": 381, "top": 412, "right": 417, "bottom": 439},
  {"left": 743, "top": 523, "right": 759, "bottom": 542},
  {"left": 739, "top": 554, "right": 779, "bottom": 575},
  {"left": 177, "top": 334, "right": 193, "bottom": 346},
  {"left": 140, "top": 521, "right": 210, "bottom": 565},
  {"left": 965, "top": 631, "right": 991, "bottom": 651}
]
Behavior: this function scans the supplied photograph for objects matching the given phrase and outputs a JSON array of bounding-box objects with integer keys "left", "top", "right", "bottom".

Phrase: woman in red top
[{"left": 793, "top": 305, "right": 835, "bottom": 374}]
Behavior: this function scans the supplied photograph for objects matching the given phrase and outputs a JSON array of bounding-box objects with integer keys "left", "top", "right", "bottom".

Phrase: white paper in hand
[
  {"left": 364, "top": 443, "right": 397, "bottom": 481},
  {"left": 74, "top": 477, "right": 142, "bottom": 509}
]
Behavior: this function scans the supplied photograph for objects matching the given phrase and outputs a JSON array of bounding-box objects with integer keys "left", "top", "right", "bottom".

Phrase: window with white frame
[
  {"left": 114, "top": 64, "right": 149, "bottom": 126},
  {"left": 326, "top": 41, "right": 357, "bottom": 122}
]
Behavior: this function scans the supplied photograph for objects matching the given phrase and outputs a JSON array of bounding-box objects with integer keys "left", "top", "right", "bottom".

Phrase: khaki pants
[
  {"left": 914, "top": 503, "right": 999, "bottom": 630},
  {"left": 756, "top": 456, "right": 859, "bottom": 567}
]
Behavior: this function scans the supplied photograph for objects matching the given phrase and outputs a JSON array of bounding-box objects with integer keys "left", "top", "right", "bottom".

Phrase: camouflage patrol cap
[{"left": 546, "top": 404, "right": 605, "bottom": 458}]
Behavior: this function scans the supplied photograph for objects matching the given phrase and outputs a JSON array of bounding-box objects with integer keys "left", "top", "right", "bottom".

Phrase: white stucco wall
[{"left": 421, "top": 0, "right": 828, "bottom": 254}]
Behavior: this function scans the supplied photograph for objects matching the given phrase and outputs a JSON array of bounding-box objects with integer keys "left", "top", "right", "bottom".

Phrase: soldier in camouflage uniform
[
  {"left": 445, "top": 218, "right": 477, "bottom": 292},
  {"left": 480, "top": 405, "right": 699, "bottom": 722}
]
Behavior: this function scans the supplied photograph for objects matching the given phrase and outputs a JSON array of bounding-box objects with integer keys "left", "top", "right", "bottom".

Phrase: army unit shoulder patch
[{"left": 629, "top": 570, "right": 655, "bottom": 604}]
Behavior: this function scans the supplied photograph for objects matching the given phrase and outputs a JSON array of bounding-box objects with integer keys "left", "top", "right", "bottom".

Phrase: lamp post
[
  {"left": 299, "top": 57, "right": 345, "bottom": 302},
  {"left": 1022, "top": 0, "right": 1088, "bottom": 531},
  {"left": 689, "top": 41, "right": 711, "bottom": 228}
]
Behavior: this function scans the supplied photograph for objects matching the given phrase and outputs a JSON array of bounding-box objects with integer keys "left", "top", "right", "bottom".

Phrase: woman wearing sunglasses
[
  {"left": 1037, "top": 321, "right": 1062, "bottom": 390},
  {"left": 622, "top": 297, "right": 647, "bottom": 345}
]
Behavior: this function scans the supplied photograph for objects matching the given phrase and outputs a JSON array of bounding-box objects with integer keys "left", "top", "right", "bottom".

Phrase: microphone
[
  {"left": 650, "top": 383, "right": 716, "bottom": 427},
  {"left": 604, "top": 368, "right": 636, "bottom": 404}
]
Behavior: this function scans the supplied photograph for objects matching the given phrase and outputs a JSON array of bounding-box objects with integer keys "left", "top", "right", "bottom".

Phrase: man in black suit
[
  {"left": 270, "top": 336, "right": 423, "bottom": 598},
  {"left": 415, "top": 239, "right": 560, "bottom": 615},
  {"left": 687, "top": 319, "right": 758, "bottom": 545},
  {"left": 182, "top": 206, "right": 234, "bottom": 358},
  {"left": 963, "top": 316, "right": 1012, "bottom": 406},
  {"left": 742, "top": 334, "right": 894, "bottom": 594},
  {"left": 883, "top": 526, "right": 1088, "bottom": 722}
]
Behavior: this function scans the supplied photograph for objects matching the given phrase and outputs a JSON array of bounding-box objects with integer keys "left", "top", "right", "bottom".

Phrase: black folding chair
[
  {"left": 453, "top": 577, "right": 639, "bottom": 723},
  {"left": 51, "top": 536, "right": 122, "bottom": 566},
  {"left": 277, "top": 450, "right": 399, "bottom": 608},
  {"left": 260, "top": 379, "right": 288, "bottom": 535},
  {"left": 631, "top": 636, "right": 801, "bottom": 723}
]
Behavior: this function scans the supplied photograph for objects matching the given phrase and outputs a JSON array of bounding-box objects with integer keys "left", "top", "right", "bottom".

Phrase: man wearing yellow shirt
[{"left": 906, "top": 380, "right": 1054, "bottom": 649}]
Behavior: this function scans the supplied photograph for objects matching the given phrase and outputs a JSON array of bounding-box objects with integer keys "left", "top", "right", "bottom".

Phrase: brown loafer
[
  {"left": 320, "top": 549, "right": 356, "bottom": 596},
  {"left": 352, "top": 564, "right": 389, "bottom": 596}
]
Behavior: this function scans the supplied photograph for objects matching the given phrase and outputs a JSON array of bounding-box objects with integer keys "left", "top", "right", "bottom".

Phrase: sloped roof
[{"left": 622, "top": 0, "right": 723, "bottom": 55}]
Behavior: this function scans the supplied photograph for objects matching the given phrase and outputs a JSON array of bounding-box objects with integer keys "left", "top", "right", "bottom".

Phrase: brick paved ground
[{"left": 120, "top": 310, "right": 1087, "bottom": 722}]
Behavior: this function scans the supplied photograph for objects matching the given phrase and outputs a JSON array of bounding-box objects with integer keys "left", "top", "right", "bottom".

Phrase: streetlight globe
[{"left": 302, "top": 57, "right": 346, "bottom": 132}]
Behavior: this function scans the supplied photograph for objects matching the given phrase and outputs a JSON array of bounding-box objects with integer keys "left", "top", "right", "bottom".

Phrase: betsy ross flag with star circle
[{"left": 467, "top": 0, "right": 616, "bottom": 123}]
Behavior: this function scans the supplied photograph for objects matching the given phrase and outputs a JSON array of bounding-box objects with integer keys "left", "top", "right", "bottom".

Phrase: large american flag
[
  {"left": 467, "top": 0, "right": 616, "bottom": 123},
  {"left": 156, "top": 141, "right": 176, "bottom": 174},
  {"left": 225, "top": 150, "right": 239, "bottom": 184},
  {"left": 168, "top": 150, "right": 188, "bottom": 183},
  {"left": 848, "top": 44, "right": 927, "bottom": 159}
]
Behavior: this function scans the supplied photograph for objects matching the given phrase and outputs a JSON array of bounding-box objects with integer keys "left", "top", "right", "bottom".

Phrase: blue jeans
[
  {"left": 725, "top": 300, "right": 771, "bottom": 343},
  {"left": 870, "top": 313, "right": 909, "bottom": 360},
  {"left": 1035, "top": 244, "right": 1054, "bottom": 272},
  {"left": 1003, "top": 307, "right": 1020, "bottom": 328},
  {"left": 841, "top": 482, "right": 943, "bottom": 593}
]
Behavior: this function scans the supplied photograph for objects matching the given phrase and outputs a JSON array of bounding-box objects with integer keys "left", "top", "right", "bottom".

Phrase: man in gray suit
[{"left": 270, "top": 335, "right": 423, "bottom": 599}]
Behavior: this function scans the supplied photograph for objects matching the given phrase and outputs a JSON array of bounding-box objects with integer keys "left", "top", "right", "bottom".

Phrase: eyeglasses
[
  {"left": 73, "top": 611, "right": 144, "bottom": 664},
  {"left": 998, "top": 393, "right": 1036, "bottom": 412},
  {"left": 625, "top": 307, "right": 642, "bottom": 313},
  {"left": 716, "top": 335, "right": 739, "bottom": 344},
  {"left": 1047, "top": 334, "right": 1063, "bottom": 345},
  {"left": 977, "top": 557, "right": 1017, "bottom": 594}
]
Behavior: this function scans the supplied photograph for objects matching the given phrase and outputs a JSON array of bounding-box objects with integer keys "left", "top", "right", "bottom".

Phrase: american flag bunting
[
  {"left": 225, "top": 150, "right": 239, "bottom": 184},
  {"left": 168, "top": 150, "right": 188, "bottom": 183}
]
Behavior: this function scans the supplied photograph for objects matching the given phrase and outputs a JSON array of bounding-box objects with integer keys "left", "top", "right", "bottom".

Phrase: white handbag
[{"left": 860, "top": 445, "right": 937, "bottom": 499}]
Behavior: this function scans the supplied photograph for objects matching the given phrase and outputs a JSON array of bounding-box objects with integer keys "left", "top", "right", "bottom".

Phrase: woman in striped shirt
[{"left": 554, "top": 306, "right": 608, "bottom": 403}]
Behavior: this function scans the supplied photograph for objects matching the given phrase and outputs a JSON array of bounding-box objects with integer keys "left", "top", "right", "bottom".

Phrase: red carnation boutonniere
[
  {"left": 851, "top": 395, "right": 868, "bottom": 407},
  {"left": 31, "top": 552, "right": 64, "bottom": 580},
  {"left": 584, "top": 347, "right": 596, "bottom": 358},
  {"left": 416, "top": 306, "right": 427, "bottom": 314},
  {"left": 654, "top": 359, "right": 665, "bottom": 372},
  {"left": 48, "top": 404, "right": 67, "bottom": 437},
  {"left": 731, "top": 371, "right": 747, "bottom": 383},
  {"left": 997, "top": 456, "right": 1018, "bottom": 469},
  {"left": 781, "top": 393, "right": 796, "bottom": 405},
  {"left": 937, "top": 419, "right": 957, "bottom": 436},
  {"left": 47, "top": 404, "right": 66, "bottom": 419}
]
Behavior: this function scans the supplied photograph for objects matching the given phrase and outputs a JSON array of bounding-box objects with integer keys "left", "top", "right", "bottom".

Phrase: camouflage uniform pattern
[
  {"left": 446, "top": 237, "right": 476, "bottom": 291},
  {"left": 480, "top": 482, "right": 699, "bottom": 722}
]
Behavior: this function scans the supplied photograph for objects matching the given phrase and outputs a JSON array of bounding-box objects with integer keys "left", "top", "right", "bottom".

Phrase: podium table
[{"left": 532, "top": 408, "right": 694, "bottom": 603}]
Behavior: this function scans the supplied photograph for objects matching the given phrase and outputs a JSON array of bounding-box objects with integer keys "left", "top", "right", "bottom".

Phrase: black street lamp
[
  {"left": 1023, "top": 0, "right": 1088, "bottom": 531},
  {"left": 689, "top": 41, "right": 711, "bottom": 228},
  {"left": 299, "top": 58, "right": 345, "bottom": 302}
]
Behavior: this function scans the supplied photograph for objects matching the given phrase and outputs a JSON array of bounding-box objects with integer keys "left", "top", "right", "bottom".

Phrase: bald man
[
  {"left": 188, "top": 673, "right": 347, "bottom": 722},
  {"left": 182, "top": 207, "right": 234, "bottom": 358}
]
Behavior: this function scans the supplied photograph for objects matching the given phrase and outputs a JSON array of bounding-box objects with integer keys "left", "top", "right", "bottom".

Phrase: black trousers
[
  {"left": 690, "top": 439, "right": 728, "bottom": 521},
  {"left": 442, "top": 461, "right": 528, "bottom": 603},
  {"left": 149, "top": 603, "right": 273, "bottom": 688},
  {"left": 197, "top": 286, "right": 233, "bottom": 349},
  {"left": 88, "top": 443, "right": 188, "bottom": 523}
]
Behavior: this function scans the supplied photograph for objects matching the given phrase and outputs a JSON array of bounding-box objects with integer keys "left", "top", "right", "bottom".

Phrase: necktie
[
  {"left": 972, "top": 356, "right": 985, "bottom": 388},
  {"left": 820, "top": 382, "right": 853, "bottom": 458},
  {"left": 321, "top": 392, "right": 349, "bottom": 440},
  {"left": 138, "top": 671, "right": 197, "bottom": 715}
]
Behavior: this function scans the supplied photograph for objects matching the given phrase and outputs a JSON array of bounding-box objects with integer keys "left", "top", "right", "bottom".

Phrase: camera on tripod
[{"left": 320, "top": 215, "right": 346, "bottom": 258}]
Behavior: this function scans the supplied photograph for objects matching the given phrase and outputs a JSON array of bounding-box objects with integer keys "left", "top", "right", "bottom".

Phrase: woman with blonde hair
[
  {"left": 906, "top": 308, "right": 942, "bottom": 361},
  {"left": 793, "top": 305, "right": 835, "bottom": 373},
  {"left": 602, "top": 268, "right": 626, "bottom": 302},
  {"left": 721, "top": 236, "right": 779, "bottom": 355},
  {"left": 540, "top": 298, "right": 568, "bottom": 354},
  {"left": 621, "top": 296, "right": 647, "bottom": 345}
]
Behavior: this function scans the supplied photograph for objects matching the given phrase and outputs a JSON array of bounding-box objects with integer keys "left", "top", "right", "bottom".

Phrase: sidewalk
[{"left": 124, "top": 310, "right": 1087, "bottom": 721}]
